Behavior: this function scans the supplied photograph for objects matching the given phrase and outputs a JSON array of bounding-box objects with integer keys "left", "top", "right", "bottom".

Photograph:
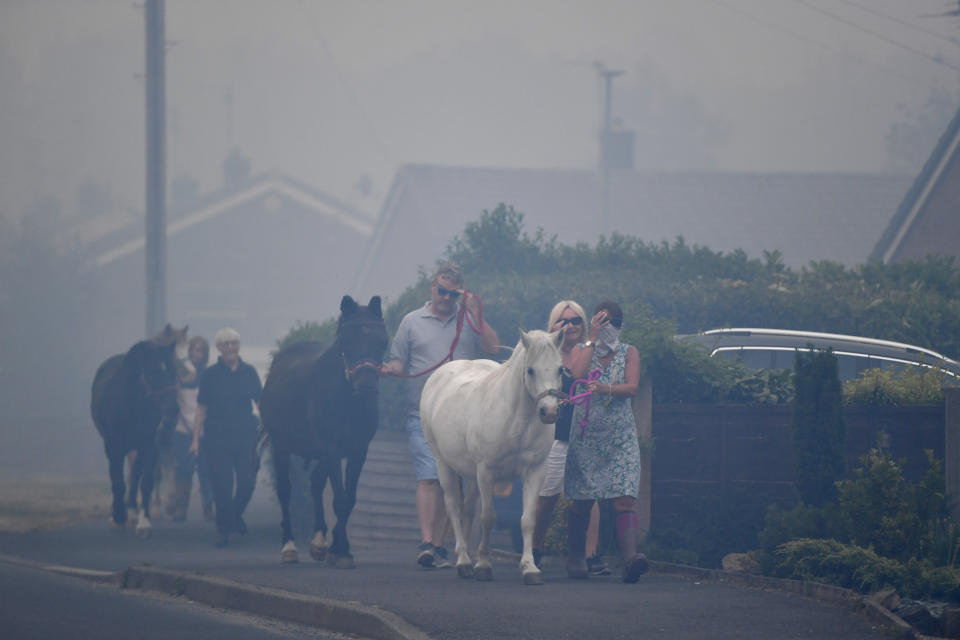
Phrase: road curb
[{"left": 119, "top": 565, "right": 431, "bottom": 640}]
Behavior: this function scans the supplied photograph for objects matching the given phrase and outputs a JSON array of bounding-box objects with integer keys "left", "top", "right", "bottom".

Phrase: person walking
[
  {"left": 531, "top": 300, "right": 608, "bottom": 575},
  {"left": 382, "top": 262, "right": 500, "bottom": 568},
  {"left": 166, "top": 336, "right": 214, "bottom": 522},
  {"left": 190, "top": 328, "right": 262, "bottom": 548},
  {"left": 565, "top": 301, "right": 648, "bottom": 583}
]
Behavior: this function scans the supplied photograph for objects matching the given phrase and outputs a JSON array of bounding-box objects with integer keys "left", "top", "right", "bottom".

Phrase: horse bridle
[
  {"left": 342, "top": 354, "right": 382, "bottom": 382},
  {"left": 535, "top": 388, "right": 565, "bottom": 402}
]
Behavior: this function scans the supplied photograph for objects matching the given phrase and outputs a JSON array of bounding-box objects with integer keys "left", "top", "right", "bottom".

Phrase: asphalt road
[
  {"left": 0, "top": 558, "right": 350, "bottom": 640},
  {"left": 0, "top": 484, "right": 896, "bottom": 640}
]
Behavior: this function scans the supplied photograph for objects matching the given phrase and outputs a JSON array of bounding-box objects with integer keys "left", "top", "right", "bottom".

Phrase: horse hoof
[
  {"left": 281, "top": 541, "right": 299, "bottom": 563},
  {"left": 310, "top": 531, "right": 327, "bottom": 561},
  {"left": 475, "top": 567, "right": 493, "bottom": 582},
  {"left": 457, "top": 564, "right": 474, "bottom": 579},
  {"left": 523, "top": 572, "right": 544, "bottom": 586}
]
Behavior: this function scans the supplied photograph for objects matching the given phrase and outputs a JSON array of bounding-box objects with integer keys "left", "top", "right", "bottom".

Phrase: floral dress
[{"left": 564, "top": 343, "right": 641, "bottom": 500}]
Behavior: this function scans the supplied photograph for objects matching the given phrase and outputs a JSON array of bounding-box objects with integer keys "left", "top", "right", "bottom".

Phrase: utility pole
[
  {"left": 145, "top": 0, "right": 166, "bottom": 338},
  {"left": 596, "top": 64, "right": 624, "bottom": 235}
]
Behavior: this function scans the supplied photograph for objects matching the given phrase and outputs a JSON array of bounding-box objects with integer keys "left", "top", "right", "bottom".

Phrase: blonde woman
[{"left": 530, "top": 300, "right": 608, "bottom": 576}]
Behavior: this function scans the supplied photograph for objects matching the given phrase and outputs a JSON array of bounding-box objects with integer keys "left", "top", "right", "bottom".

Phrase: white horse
[{"left": 420, "top": 329, "right": 564, "bottom": 585}]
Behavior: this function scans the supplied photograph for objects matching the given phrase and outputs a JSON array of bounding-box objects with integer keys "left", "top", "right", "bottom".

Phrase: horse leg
[
  {"left": 106, "top": 445, "right": 127, "bottom": 526},
  {"left": 309, "top": 463, "right": 329, "bottom": 562},
  {"left": 474, "top": 466, "right": 496, "bottom": 581},
  {"left": 462, "top": 478, "right": 479, "bottom": 548},
  {"left": 274, "top": 449, "right": 298, "bottom": 563},
  {"left": 436, "top": 460, "right": 471, "bottom": 578},
  {"left": 519, "top": 464, "right": 547, "bottom": 585},
  {"left": 330, "top": 451, "right": 368, "bottom": 568},
  {"left": 327, "top": 456, "right": 357, "bottom": 569},
  {"left": 135, "top": 446, "right": 157, "bottom": 539},
  {"left": 125, "top": 450, "right": 139, "bottom": 525}
]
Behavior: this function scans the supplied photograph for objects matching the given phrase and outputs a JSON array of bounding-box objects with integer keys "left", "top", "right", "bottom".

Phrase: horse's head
[
  {"left": 152, "top": 323, "right": 195, "bottom": 383},
  {"left": 337, "top": 295, "right": 389, "bottom": 394},
  {"left": 128, "top": 336, "right": 180, "bottom": 422},
  {"left": 519, "top": 329, "right": 565, "bottom": 424}
]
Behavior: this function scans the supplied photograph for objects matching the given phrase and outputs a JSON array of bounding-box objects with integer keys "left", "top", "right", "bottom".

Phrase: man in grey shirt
[{"left": 383, "top": 261, "right": 500, "bottom": 568}]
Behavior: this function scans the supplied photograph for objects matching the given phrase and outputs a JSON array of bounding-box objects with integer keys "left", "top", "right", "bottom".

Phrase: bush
[
  {"left": 759, "top": 444, "right": 960, "bottom": 600},
  {"left": 843, "top": 367, "right": 949, "bottom": 406},
  {"left": 774, "top": 538, "right": 960, "bottom": 601}
]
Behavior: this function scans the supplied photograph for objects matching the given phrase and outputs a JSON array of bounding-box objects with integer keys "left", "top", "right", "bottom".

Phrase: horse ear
[
  {"left": 519, "top": 329, "right": 531, "bottom": 351},
  {"left": 551, "top": 329, "right": 564, "bottom": 347},
  {"left": 341, "top": 295, "right": 358, "bottom": 315},
  {"left": 368, "top": 296, "right": 382, "bottom": 318}
]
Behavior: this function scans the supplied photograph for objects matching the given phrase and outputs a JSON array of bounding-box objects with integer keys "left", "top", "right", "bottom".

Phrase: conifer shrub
[{"left": 792, "top": 349, "right": 846, "bottom": 506}]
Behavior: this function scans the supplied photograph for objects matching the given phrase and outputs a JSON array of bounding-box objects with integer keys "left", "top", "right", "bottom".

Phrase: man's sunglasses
[
  {"left": 435, "top": 285, "right": 461, "bottom": 299},
  {"left": 558, "top": 317, "right": 583, "bottom": 327}
]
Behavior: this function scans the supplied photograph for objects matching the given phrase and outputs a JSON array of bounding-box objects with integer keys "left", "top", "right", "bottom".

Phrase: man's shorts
[
  {"left": 405, "top": 415, "right": 438, "bottom": 481},
  {"left": 539, "top": 440, "right": 568, "bottom": 497}
]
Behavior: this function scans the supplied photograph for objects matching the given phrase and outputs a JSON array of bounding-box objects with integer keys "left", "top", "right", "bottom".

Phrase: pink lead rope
[{"left": 569, "top": 368, "right": 602, "bottom": 437}]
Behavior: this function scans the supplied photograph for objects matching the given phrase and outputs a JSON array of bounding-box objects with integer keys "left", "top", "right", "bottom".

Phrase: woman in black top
[
  {"left": 530, "top": 300, "right": 608, "bottom": 575},
  {"left": 191, "top": 327, "right": 262, "bottom": 548}
]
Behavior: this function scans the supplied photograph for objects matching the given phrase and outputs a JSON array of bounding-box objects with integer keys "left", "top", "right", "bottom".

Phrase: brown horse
[{"left": 91, "top": 324, "right": 190, "bottom": 537}]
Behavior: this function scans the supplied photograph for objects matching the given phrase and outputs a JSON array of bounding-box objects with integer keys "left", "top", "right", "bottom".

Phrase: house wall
[{"left": 85, "top": 194, "right": 370, "bottom": 356}]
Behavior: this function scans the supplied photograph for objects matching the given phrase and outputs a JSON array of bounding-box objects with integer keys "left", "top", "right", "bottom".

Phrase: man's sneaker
[
  {"left": 417, "top": 541, "right": 437, "bottom": 568},
  {"left": 587, "top": 554, "right": 611, "bottom": 576},
  {"left": 434, "top": 545, "right": 453, "bottom": 569}
]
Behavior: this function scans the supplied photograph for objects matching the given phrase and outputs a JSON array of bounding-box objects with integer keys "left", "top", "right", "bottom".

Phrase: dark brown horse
[
  {"left": 91, "top": 325, "right": 190, "bottom": 537},
  {"left": 260, "top": 295, "right": 387, "bottom": 566}
]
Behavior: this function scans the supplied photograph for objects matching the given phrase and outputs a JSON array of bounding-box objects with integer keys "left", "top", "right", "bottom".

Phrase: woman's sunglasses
[
  {"left": 435, "top": 285, "right": 461, "bottom": 299},
  {"left": 558, "top": 317, "right": 583, "bottom": 327}
]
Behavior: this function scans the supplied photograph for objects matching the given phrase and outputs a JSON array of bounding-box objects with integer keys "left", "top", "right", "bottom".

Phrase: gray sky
[{"left": 1, "top": 0, "right": 958, "bottom": 222}]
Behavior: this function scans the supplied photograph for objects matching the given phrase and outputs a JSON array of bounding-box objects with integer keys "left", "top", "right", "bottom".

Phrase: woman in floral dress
[{"left": 565, "top": 300, "right": 648, "bottom": 583}]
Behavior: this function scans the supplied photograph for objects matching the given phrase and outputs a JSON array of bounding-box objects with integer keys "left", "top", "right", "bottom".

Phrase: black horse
[
  {"left": 260, "top": 295, "right": 388, "bottom": 567},
  {"left": 91, "top": 324, "right": 189, "bottom": 537}
]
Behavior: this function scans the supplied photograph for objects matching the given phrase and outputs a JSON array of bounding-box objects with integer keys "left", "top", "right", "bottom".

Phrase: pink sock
[{"left": 615, "top": 510, "right": 638, "bottom": 536}]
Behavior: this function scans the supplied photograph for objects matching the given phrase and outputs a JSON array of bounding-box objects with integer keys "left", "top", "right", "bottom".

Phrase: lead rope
[
  {"left": 568, "top": 368, "right": 602, "bottom": 437},
  {"left": 385, "top": 290, "right": 485, "bottom": 379}
]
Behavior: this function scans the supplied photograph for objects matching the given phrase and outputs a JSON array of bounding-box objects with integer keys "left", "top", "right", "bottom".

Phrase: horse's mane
[
  {"left": 269, "top": 340, "right": 328, "bottom": 378},
  {"left": 487, "top": 330, "right": 557, "bottom": 384},
  {"left": 150, "top": 323, "right": 187, "bottom": 348}
]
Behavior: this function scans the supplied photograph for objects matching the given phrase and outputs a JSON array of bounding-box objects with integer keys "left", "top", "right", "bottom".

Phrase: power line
[
  {"left": 297, "top": 0, "right": 392, "bottom": 163},
  {"left": 790, "top": 0, "right": 960, "bottom": 73},
  {"left": 835, "top": 0, "right": 960, "bottom": 47},
  {"left": 706, "top": 0, "right": 931, "bottom": 86}
]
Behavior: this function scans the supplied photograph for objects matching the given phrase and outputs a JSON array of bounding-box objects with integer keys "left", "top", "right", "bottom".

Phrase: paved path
[{"left": 0, "top": 484, "right": 898, "bottom": 640}]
